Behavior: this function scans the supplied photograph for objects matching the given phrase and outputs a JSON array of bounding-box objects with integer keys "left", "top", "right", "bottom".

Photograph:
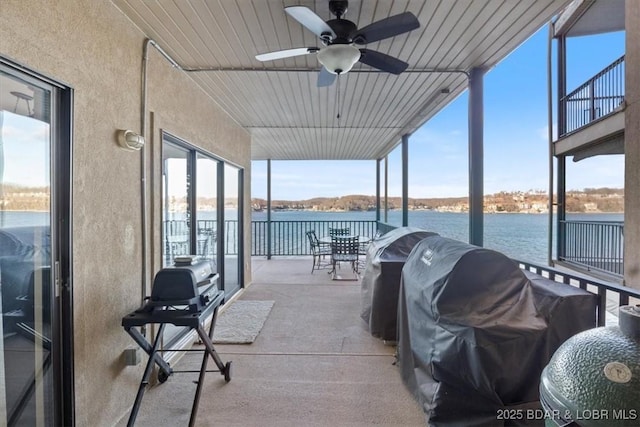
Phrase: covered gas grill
[
  {"left": 397, "top": 236, "right": 598, "bottom": 425},
  {"left": 122, "top": 257, "right": 232, "bottom": 427},
  {"left": 360, "top": 227, "right": 438, "bottom": 341}
]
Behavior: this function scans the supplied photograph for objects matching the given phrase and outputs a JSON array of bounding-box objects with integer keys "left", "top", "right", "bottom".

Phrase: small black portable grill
[
  {"left": 122, "top": 257, "right": 232, "bottom": 427},
  {"left": 144, "top": 257, "right": 220, "bottom": 313}
]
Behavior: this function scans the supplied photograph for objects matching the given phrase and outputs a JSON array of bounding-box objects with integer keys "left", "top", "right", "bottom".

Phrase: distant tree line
[
  {"left": 0, "top": 184, "right": 624, "bottom": 213},
  {"left": 0, "top": 184, "right": 50, "bottom": 211},
  {"left": 252, "top": 188, "right": 624, "bottom": 213}
]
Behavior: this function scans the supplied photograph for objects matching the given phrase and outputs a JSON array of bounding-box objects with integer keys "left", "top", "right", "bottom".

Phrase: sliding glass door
[
  {"left": 161, "top": 133, "right": 244, "bottom": 333},
  {"left": 0, "top": 62, "right": 72, "bottom": 426}
]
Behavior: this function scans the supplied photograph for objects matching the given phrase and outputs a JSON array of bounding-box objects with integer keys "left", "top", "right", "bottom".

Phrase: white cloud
[
  {"left": 566, "top": 155, "right": 624, "bottom": 190},
  {"left": 536, "top": 125, "right": 557, "bottom": 141}
]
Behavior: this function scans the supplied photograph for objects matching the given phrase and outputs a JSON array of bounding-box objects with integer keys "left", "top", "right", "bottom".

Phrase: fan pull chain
[{"left": 336, "top": 74, "right": 341, "bottom": 120}]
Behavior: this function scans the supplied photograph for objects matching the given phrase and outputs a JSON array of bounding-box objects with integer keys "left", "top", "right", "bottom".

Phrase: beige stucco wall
[
  {"left": 625, "top": 0, "right": 640, "bottom": 289},
  {"left": 1, "top": 0, "right": 252, "bottom": 425}
]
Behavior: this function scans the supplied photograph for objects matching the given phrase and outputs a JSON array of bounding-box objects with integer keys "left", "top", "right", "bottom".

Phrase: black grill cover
[
  {"left": 360, "top": 227, "right": 438, "bottom": 340},
  {"left": 397, "top": 236, "right": 597, "bottom": 426}
]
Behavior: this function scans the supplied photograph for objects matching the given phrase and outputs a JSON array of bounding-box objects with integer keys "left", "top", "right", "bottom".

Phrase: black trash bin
[{"left": 360, "top": 227, "right": 437, "bottom": 341}]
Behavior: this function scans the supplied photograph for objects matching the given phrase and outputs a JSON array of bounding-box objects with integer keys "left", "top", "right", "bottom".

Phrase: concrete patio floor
[{"left": 117, "top": 257, "right": 426, "bottom": 426}]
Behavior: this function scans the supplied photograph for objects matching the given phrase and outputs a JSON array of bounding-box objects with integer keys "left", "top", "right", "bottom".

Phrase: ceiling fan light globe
[{"left": 317, "top": 44, "right": 361, "bottom": 75}]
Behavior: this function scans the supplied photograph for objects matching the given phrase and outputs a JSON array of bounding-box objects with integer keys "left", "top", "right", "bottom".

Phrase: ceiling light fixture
[{"left": 317, "top": 44, "right": 361, "bottom": 75}]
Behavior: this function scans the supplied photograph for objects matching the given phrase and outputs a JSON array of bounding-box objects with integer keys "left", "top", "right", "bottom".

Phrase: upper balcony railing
[
  {"left": 559, "top": 55, "right": 625, "bottom": 137},
  {"left": 558, "top": 219, "right": 624, "bottom": 277}
]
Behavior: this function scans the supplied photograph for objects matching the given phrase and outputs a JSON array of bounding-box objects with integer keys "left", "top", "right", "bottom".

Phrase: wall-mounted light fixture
[{"left": 117, "top": 129, "right": 145, "bottom": 151}]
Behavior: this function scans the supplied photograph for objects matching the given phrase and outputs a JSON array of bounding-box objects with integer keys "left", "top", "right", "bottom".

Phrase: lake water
[
  {"left": 2, "top": 210, "right": 623, "bottom": 265},
  {"left": 252, "top": 210, "right": 624, "bottom": 265}
]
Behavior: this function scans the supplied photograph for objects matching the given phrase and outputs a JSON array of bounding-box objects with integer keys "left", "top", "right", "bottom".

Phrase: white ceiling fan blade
[
  {"left": 255, "top": 47, "right": 317, "bottom": 62},
  {"left": 317, "top": 67, "right": 336, "bottom": 87},
  {"left": 285, "top": 6, "right": 336, "bottom": 40}
]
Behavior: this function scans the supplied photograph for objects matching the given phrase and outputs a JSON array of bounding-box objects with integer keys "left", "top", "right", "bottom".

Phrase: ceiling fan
[{"left": 255, "top": 0, "right": 420, "bottom": 87}]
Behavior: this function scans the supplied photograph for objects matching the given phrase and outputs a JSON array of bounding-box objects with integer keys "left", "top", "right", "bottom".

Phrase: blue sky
[
  {"left": 0, "top": 112, "right": 50, "bottom": 187},
  {"left": 252, "top": 26, "right": 626, "bottom": 200},
  {"left": 0, "top": 26, "right": 625, "bottom": 200}
]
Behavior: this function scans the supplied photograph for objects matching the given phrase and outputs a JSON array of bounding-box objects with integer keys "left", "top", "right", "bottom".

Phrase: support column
[
  {"left": 402, "top": 134, "right": 409, "bottom": 227},
  {"left": 625, "top": 0, "right": 640, "bottom": 289},
  {"left": 376, "top": 159, "right": 381, "bottom": 224},
  {"left": 468, "top": 67, "right": 485, "bottom": 246},
  {"left": 546, "top": 23, "right": 555, "bottom": 266},
  {"left": 556, "top": 156, "right": 566, "bottom": 261},
  {"left": 556, "top": 34, "right": 567, "bottom": 265},
  {"left": 266, "top": 159, "right": 272, "bottom": 260},
  {"left": 384, "top": 156, "right": 388, "bottom": 223}
]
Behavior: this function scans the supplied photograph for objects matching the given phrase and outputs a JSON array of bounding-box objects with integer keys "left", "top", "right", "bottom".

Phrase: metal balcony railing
[
  {"left": 559, "top": 55, "right": 625, "bottom": 136},
  {"left": 558, "top": 219, "right": 624, "bottom": 276},
  {"left": 517, "top": 260, "right": 639, "bottom": 327},
  {"left": 164, "top": 219, "right": 378, "bottom": 259},
  {"left": 163, "top": 219, "right": 235, "bottom": 264},
  {"left": 251, "top": 220, "right": 377, "bottom": 257},
  {"left": 164, "top": 219, "right": 626, "bottom": 279}
]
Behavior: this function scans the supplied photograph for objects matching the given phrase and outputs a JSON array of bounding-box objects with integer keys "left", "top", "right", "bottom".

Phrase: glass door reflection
[
  {"left": 0, "top": 69, "right": 54, "bottom": 426},
  {"left": 162, "top": 143, "right": 191, "bottom": 267},
  {"left": 223, "top": 164, "right": 241, "bottom": 297},
  {"left": 195, "top": 155, "right": 218, "bottom": 266},
  {"left": 160, "top": 141, "right": 192, "bottom": 344}
]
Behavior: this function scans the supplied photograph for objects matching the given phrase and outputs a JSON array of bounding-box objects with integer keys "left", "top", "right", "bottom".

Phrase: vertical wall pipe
[
  {"left": 468, "top": 67, "right": 485, "bottom": 247},
  {"left": 140, "top": 39, "right": 151, "bottom": 305},
  {"left": 401, "top": 134, "right": 409, "bottom": 227},
  {"left": 140, "top": 38, "right": 187, "bottom": 304}
]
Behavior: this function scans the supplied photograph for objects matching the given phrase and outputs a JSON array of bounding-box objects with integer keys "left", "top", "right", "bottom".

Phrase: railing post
[{"left": 589, "top": 79, "right": 596, "bottom": 122}]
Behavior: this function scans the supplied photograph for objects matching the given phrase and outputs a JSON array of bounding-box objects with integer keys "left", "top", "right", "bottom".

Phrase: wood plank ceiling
[{"left": 112, "top": 0, "right": 571, "bottom": 160}]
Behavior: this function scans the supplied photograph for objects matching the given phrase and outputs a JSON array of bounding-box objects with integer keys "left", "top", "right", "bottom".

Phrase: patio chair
[
  {"left": 329, "top": 235, "right": 360, "bottom": 280},
  {"left": 306, "top": 231, "right": 331, "bottom": 273},
  {"left": 328, "top": 227, "right": 350, "bottom": 237}
]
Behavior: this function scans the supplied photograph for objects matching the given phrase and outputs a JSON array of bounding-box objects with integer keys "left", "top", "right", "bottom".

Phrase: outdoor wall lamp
[{"left": 117, "top": 129, "right": 145, "bottom": 151}]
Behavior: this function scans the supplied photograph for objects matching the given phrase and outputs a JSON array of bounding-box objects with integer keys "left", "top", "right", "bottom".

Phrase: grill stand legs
[
  {"left": 126, "top": 323, "right": 168, "bottom": 427},
  {"left": 189, "top": 306, "right": 232, "bottom": 427},
  {"left": 123, "top": 307, "right": 231, "bottom": 427}
]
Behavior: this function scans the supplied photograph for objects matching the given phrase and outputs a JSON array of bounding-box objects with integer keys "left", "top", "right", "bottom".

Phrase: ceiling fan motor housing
[{"left": 327, "top": 19, "right": 358, "bottom": 44}]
